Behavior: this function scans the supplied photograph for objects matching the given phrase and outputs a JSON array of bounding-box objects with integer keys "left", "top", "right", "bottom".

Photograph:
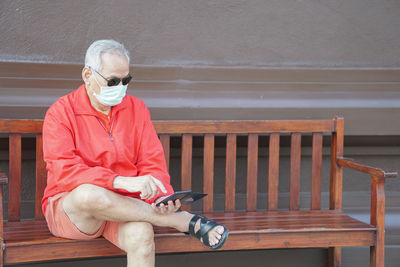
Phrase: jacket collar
[{"left": 73, "top": 84, "right": 128, "bottom": 116}]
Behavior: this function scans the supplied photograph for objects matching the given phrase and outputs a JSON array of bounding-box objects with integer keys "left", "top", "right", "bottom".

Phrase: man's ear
[{"left": 82, "top": 66, "right": 92, "bottom": 85}]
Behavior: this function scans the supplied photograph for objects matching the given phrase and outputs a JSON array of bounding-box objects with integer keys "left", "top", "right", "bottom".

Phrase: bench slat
[
  {"left": 290, "top": 133, "right": 302, "bottom": 211},
  {"left": 0, "top": 120, "right": 43, "bottom": 134},
  {"left": 153, "top": 120, "right": 335, "bottom": 134},
  {"left": 311, "top": 133, "right": 323, "bottom": 210},
  {"left": 246, "top": 134, "right": 258, "bottom": 212},
  {"left": 35, "top": 135, "right": 46, "bottom": 220},
  {"left": 203, "top": 134, "right": 215, "bottom": 213},
  {"left": 8, "top": 134, "right": 22, "bottom": 222},
  {"left": 268, "top": 133, "right": 280, "bottom": 211},
  {"left": 0, "top": 175, "right": 4, "bottom": 263},
  {"left": 4, "top": 217, "right": 372, "bottom": 241},
  {"left": 4, "top": 230, "right": 376, "bottom": 264},
  {"left": 159, "top": 135, "right": 170, "bottom": 171},
  {"left": 181, "top": 134, "right": 192, "bottom": 211},
  {"left": 225, "top": 134, "right": 237, "bottom": 212},
  {"left": 4, "top": 211, "right": 375, "bottom": 243},
  {"left": 330, "top": 117, "right": 344, "bottom": 210}
]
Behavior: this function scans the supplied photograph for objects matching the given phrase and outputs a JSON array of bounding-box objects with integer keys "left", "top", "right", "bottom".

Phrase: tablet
[{"left": 155, "top": 190, "right": 207, "bottom": 206}]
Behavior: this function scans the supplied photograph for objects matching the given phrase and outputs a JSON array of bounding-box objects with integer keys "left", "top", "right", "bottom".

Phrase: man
[{"left": 42, "top": 39, "right": 228, "bottom": 267}]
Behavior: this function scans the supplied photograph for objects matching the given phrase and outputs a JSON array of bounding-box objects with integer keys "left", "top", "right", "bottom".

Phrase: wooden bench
[{"left": 0, "top": 117, "right": 397, "bottom": 266}]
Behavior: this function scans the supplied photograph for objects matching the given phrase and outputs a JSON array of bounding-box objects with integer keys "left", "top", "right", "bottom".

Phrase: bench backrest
[{"left": 0, "top": 117, "right": 344, "bottom": 221}]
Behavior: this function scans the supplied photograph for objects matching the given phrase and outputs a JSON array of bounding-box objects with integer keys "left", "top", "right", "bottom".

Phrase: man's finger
[
  {"left": 152, "top": 177, "right": 167, "bottom": 194},
  {"left": 149, "top": 180, "right": 158, "bottom": 199},
  {"left": 167, "top": 200, "right": 175, "bottom": 213},
  {"left": 174, "top": 199, "right": 182, "bottom": 210},
  {"left": 159, "top": 203, "right": 167, "bottom": 214},
  {"left": 141, "top": 183, "right": 152, "bottom": 199}
]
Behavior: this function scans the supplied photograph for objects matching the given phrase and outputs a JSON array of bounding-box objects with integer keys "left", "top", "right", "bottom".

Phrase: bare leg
[
  {"left": 118, "top": 222, "right": 155, "bottom": 267},
  {"left": 64, "top": 184, "right": 200, "bottom": 232},
  {"left": 62, "top": 184, "right": 225, "bottom": 266}
]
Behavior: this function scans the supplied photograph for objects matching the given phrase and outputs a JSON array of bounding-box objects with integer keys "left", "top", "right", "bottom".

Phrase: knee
[
  {"left": 71, "top": 184, "right": 112, "bottom": 212},
  {"left": 119, "top": 222, "right": 155, "bottom": 255}
]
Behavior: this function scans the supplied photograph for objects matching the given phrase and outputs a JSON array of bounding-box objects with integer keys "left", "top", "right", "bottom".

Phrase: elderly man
[{"left": 42, "top": 39, "right": 228, "bottom": 267}]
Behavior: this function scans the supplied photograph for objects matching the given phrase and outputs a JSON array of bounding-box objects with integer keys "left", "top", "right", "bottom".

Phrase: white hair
[{"left": 85, "top": 39, "right": 130, "bottom": 71}]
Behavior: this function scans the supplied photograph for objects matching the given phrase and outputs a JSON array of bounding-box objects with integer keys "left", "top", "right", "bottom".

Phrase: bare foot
[
  {"left": 193, "top": 217, "right": 225, "bottom": 246},
  {"left": 174, "top": 212, "right": 227, "bottom": 248}
]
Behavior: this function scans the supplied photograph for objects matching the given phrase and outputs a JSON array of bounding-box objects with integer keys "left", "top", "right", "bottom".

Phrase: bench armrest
[{"left": 336, "top": 156, "right": 397, "bottom": 179}]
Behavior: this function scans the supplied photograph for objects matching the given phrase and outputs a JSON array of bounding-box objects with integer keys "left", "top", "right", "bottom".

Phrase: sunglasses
[{"left": 91, "top": 68, "right": 132, "bottom": 87}]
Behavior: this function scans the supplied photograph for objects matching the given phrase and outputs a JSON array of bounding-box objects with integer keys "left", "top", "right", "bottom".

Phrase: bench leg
[
  {"left": 370, "top": 176, "right": 385, "bottom": 267},
  {"left": 328, "top": 247, "right": 341, "bottom": 267},
  {"left": 370, "top": 243, "right": 384, "bottom": 267},
  {"left": 0, "top": 242, "right": 3, "bottom": 267}
]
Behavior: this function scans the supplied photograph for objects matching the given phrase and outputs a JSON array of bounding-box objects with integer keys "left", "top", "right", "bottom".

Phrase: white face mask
[{"left": 92, "top": 76, "right": 127, "bottom": 106}]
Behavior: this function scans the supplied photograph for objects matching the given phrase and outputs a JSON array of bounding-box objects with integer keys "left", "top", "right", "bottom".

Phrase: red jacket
[{"left": 42, "top": 84, "right": 174, "bottom": 214}]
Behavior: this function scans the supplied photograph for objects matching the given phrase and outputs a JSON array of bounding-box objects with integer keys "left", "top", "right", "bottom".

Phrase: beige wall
[{"left": 1, "top": 0, "right": 400, "bottom": 67}]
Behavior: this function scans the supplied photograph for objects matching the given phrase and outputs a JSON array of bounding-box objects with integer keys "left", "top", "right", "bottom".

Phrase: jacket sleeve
[
  {"left": 136, "top": 107, "right": 175, "bottom": 203},
  {"left": 43, "top": 110, "right": 118, "bottom": 193}
]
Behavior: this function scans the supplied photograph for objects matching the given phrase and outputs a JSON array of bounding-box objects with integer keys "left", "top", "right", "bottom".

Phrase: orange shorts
[{"left": 44, "top": 192, "right": 121, "bottom": 248}]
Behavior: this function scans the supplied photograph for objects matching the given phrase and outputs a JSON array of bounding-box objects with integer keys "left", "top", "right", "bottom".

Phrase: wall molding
[{"left": 1, "top": 62, "right": 400, "bottom": 135}]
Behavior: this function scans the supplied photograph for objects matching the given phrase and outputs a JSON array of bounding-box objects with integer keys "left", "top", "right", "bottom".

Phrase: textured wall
[{"left": 1, "top": 0, "right": 399, "bottom": 67}]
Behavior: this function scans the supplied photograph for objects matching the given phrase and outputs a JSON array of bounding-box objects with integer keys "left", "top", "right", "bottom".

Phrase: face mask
[{"left": 92, "top": 76, "right": 127, "bottom": 106}]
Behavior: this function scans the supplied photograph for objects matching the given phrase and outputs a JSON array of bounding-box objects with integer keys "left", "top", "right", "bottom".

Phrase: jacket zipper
[
  {"left": 95, "top": 114, "right": 119, "bottom": 165},
  {"left": 96, "top": 116, "right": 115, "bottom": 142}
]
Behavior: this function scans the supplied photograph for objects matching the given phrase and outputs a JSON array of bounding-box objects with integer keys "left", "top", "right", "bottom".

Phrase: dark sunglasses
[{"left": 91, "top": 68, "right": 132, "bottom": 87}]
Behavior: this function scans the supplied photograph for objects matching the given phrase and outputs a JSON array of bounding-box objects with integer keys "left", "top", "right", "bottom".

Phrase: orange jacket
[{"left": 42, "top": 84, "right": 174, "bottom": 214}]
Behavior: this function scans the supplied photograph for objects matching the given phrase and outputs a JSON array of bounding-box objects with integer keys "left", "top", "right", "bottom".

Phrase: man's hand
[
  {"left": 113, "top": 175, "right": 167, "bottom": 199},
  {"left": 151, "top": 198, "right": 181, "bottom": 215}
]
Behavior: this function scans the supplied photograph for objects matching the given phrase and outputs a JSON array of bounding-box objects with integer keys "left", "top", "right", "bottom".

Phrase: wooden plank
[
  {"left": 4, "top": 213, "right": 375, "bottom": 242},
  {"left": 337, "top": 157, "right": 397, "bottom": 179},
  {"left": 328, "top": 247, "right": 342, "bottom": 267},
  {"left": 203, "top": 134, "right": 215, "bottom": 213},
  {"left": 330, "top": 117, "right": 344, "bottom": 210},
  {"left": 159, "top": 135, "right": 170, "bottom": 171},
  {"left": 4, "top": 210, "right": 374, "bottom": 241},
  {"left": 0, "top": 173, "right": 4, "bottom": 264},
  {"left": 4, "top": 230, "right": 376, "bottom": 264},
  {"left": 35, "top": 135, "right": 47, "bottom": 220},
  {"left": 225, "top": 134, "right": 237, "bottom": 212},
  {"left": 1, "top": 167, "right": 10, "bottom": 265},
  {"left": 311, "top": 133, "right": 323, "bottom": 210},
  {"left": 5, "top": 216, "right": 373, "bottom": 240},
  {"left": 5, "top": 239, "right": 125, "bottom": 264},
  {"left": 328, "top": 117, "right": 344, "bottom": 266},
  {"left": 246, "top": 134, "right": 258, "bottom": 212},
  {"left": 290, "top": 133, "right": 301, "bottom": 211},
  {"left": 153, "top": 120, "right": 335, "bottom": 134},
  {"left": 9, "top": 134, "right": 22, "bottom": 221},
  {"left": 0, "top": 119, "right": 335, "bottom": 134},
  {"left": 213, "top": 231, "right": 375, "bottom": 252},
  {"left": 370, "top": 175, "right": 386, "bottom": 267},
  {"left": 268, "top": 133, "right": 280, "bottom": 211},
  {"left": 0, "top": 120, "right": 43, "bottom": 133},
  {"left": 181, "top": 134, "right": 192, "bottom": 211},
  {"left": 330, "top": 131, "right": 338, "bottom": 210}
]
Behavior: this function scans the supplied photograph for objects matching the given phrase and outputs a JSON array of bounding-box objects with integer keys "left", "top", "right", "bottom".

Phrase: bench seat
[{"left": 4, "top": 210, "right": 375, "bottom": 264}]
